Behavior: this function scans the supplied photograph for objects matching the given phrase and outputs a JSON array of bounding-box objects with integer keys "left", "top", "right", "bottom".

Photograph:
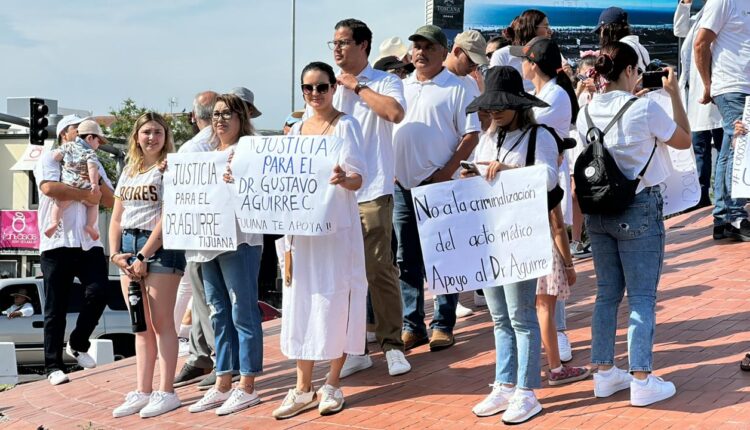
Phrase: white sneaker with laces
[
  {"left": 318, "top": 384, "right": 345, "bottom": 415},
  {"left": 594, "top": 366, "right": 633, "bottom": 397},
  {"left": 272, "top": 388, "right": 318, "bottom": 419},
  {"left": 139, "top": 391, "right": 181, "bottom": 418},
  {"left": 366, "top": 331, "right": 377, "bottom": 343},
  {"left": 188, "top": 387, "right": 232, "bottom": 413},
  {"left": 216, "top": 388, "right": 261, "bottom": 415},
  {"left": 338, "top": 354, "right": 373, "bottom": 379},
  {"left": 456, "top": 302, "right": 474, "bottom": 318},
  {"left": 630, "top": 375, "right": 676, "bottom": 406},
  {"left": 557, "top": 331, "right": 573, "bottom": 362},
  {"left": 66, "top": 343, "right": 96, "bottom": 368},
  {"left": 502, "top": 390, "right": 542, "bottom": 424},
  {"left": 473, "top": 291, "right": 487, "bottom": 307},
  {"left": 47, "top": 370, "right": 69, "bottom": 386},
  {"left": 472, "top": 382, "right": 515, "bottom": 417},
  {"left": 113, "top": 391, "right": 150, "bottom": 418},
  {"left": 385, "top": 350, "right": 411, "bottom": 376}
]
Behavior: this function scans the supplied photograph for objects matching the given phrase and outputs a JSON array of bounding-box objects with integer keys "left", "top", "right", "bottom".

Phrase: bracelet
[
  {"left": 564, "top": 263, "right": 574, "bottom": 269},
  {"left": 110, "top": 253, "right": 120, "bottom": 263}
]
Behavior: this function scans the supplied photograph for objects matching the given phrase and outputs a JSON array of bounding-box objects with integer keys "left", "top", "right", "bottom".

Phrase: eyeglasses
[
  {"left": 211, "top": 110, "right": 234, "bottom": 121},
  {"left": 327, "top": 39, "right": 356, "bottom": 50},
  {"left": 486, "top": 50, "right": 497, "bottom": 60},
  {"left": 301, "top": 83, "right": 331, "bottom": 95}
]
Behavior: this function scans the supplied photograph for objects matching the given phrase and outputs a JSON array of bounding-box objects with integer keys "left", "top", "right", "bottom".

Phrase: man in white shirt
[
  {"left": 393, "top": 25, "right": 481, "bottom": 352},
  {"left": 694, "top": 0, "right": 750, "bottom": 241},
  {"left": 445, "top": 30, "right": 487, "bottom": 100},
  {"left": 328, "top": 18, "right": 411, "bottom": 377},
  {"left": 35, "top": 128, "right": 115, "bottom": 385}
]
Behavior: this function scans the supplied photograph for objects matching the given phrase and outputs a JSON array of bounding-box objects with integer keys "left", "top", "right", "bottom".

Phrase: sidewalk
[{"left": 2, "top": 207, "right": 749, "bottom": 429}]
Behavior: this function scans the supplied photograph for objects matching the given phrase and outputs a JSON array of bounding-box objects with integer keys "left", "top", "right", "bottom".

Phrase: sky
[
  {"left": 468, "top": 0, "right": 678, "bottom": 9},
  {"left": 0, "top": 0, "right": 423, "bottom": 131}
]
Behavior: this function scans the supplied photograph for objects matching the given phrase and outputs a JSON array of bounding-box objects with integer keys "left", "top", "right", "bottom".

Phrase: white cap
[{"left": 55, "top": 115, "right": 86, "bottom": 139}]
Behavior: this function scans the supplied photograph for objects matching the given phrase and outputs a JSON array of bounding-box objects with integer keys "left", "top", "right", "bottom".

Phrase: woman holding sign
[
  {"left": 109, "top": 113, "right": 186, "bottom": 418},
  {"left": 464, "top": 66, "right": 558, "bottom": 425},
  {"left": 188, "top": 94, "right": 265, "bottom": 416},
  {"left": 271, "top": 61, "right": 367, "bottom": 419}
]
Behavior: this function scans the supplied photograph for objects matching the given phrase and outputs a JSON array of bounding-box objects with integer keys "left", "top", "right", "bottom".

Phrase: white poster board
[
  {"left": 162, "top": 152, "right": 237, "bottom": 251},
  {"left": 412, "top": 165, "right": 553, "bottom": 295},
  {"left": 731, "top": 97, "right": 750, "bottom": 198},
  {"left": 231, "top": 135, "right": 348, "bottom": 236}
]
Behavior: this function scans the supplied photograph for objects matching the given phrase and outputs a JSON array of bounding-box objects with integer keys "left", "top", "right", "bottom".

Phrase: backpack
[
  {"left": 524, "top": 124, "right": 569, "bottom": 211},
  {"left": 573, "top": 98, "right": 656, "bottom": 215}
]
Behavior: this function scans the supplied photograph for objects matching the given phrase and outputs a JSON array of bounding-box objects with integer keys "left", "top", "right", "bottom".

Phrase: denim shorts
[{"left": 121, "top": 228, "right": 186, "bottom": 275}]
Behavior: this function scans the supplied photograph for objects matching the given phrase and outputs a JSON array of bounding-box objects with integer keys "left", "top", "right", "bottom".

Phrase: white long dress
[{"left": 280, "top": 115, "right": 368, "bottom": 360}]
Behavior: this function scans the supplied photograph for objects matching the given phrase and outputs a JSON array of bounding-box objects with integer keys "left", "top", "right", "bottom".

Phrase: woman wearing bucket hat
[{"left": 465, "top": 66, "right": 558, "bottom": 425}]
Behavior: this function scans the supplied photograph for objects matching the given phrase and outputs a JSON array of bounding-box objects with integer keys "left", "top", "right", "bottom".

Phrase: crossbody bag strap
[
  {"left": 525, "top": 125, "right": 538, "bottom": 166},
  {"left": 636, "top": 139, "right": 658, "bottom": 181}
]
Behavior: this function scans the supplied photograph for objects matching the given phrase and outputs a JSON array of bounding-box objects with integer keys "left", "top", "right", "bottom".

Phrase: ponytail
[{"left": 593, "top": 42, "right": 638, "bottom": 84}]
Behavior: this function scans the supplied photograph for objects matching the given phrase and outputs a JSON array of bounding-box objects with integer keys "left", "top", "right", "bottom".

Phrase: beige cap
[
  {"left": 377, "top": 37, "right": 408, "bottom": 61},
  {"left": 77, "top": 119, "right": 109, "bottom": 144},
  {"left": 454, "top": 30, "right": 489, "bottom": 66}
]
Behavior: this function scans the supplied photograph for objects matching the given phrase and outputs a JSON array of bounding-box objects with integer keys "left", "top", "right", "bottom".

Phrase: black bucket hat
[{"left": 466, "top": 66, "right": 548, "bottom": 114}]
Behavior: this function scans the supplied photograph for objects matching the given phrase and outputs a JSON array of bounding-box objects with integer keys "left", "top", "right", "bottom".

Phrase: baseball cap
[
  {"left": 55, "top": 115, "right": 86, "bottom": 139},
  {"left": 593, "top": 7, "right": 628, "bottom": 33},
  {"left": 229, "top": 87, "right": 262, "bottom": 118},
  {"left": 453, "top": 30, "right": 489, "bottom": 66},
  {"left": 76, "top": 119, "right": 109, "bottom": 144},
  {"left": 408, "top": 25, "right": 448, "bottom": 49},
  {"left": 509, "top": 36, "right": 561, "bottom": 68}
]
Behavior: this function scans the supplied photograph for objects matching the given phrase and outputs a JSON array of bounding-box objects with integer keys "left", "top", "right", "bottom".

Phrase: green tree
[{"left": 106, "top": 98, "right": 193, "bottom": 144}]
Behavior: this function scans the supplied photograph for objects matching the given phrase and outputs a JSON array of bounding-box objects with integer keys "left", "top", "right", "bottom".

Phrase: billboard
[
  {"left": 0, "top": 211, "right": 40, "bottom": 250},
  {"left": 465, "top": 0, "right": 681, "bottom": 66}
]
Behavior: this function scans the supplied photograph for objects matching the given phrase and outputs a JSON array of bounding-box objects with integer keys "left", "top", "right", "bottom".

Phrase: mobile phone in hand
[
  {"left": 642, "top": 70, "right": 669, "bottom": 89},
  {"left": 460, "top": 160, "right": 480, "bottom": 175}
]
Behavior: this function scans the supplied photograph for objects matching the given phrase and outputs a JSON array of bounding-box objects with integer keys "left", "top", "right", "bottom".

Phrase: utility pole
[{"left": 291, "top": 0, "right": 296, "bottom": 112}]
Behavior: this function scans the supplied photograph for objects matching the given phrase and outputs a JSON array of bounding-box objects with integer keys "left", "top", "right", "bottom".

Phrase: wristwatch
[
  {"left": 354, "top": 82, "right": 368, "bottom": 95},
  {"left": 136, "top": 252, "right": 146, "bottom": 262}
]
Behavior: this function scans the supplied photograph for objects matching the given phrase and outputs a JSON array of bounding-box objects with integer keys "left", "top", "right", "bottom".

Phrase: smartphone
[
  {"left": 460, "top": 160, "right": 480, "bottom": 175},
  {"left": 642, "top": 70, "right": 669, "bottom": 89}
]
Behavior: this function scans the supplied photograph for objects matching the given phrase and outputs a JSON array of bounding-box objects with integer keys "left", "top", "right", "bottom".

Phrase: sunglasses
[
  {"left": 486, "top": 50, "right": 497, "bottom": 60},
  {"left": 301, "top": 83, "right": 331, "bottom": 95}
]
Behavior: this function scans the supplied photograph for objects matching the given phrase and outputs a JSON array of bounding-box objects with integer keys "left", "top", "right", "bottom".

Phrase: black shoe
[
  {"left": 173, "top": 363, "right": 211, "bottom": 388},
  {"left": 726, "top": 220, "right": 750, "bottom": 242},
  {"left": 713, "top": 224, "right": 727, "bottom": 240},
  {"left": 197, "top": 370, "right": 241, "bottom": 390}
]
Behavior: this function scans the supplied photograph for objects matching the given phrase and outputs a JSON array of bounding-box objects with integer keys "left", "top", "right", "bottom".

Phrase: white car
[{"left": 0, "top": 276, "right": 134, "bottom": 366}]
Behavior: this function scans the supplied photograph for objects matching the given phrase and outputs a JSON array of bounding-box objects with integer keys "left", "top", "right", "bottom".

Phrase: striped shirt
[{"left": 115, "top": 165, "right": 163, "bottom": 231}]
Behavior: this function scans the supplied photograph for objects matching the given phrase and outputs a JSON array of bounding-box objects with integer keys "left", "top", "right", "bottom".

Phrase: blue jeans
[
  {"left": 586, "top": 187, "right": 665, "bottom": 372},
  {"left": 482, "top": 279, "right": 541, "bottom": 389},
  {"left": 712, "top": 92, "right": 748, "bottom": 225},
  {"left": 394, "top": 183, "right": 457, "bottom": 337},
  {"left": 692, "top": 128, "right": 723, "bottom": 208},
  {"left": 555, "top": 299, "right": 566, "bottom": 331},
  {"left": 201, "top": 244, "right": 263, "bottom": 376}
]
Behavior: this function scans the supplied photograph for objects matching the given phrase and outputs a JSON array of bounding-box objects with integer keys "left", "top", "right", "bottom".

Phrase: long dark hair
[
  {"left": 533, "top": 41, "right": 580, "bottom": 123},
  {"left": 599, "top": 22, "right": 630, "bottom": 48},
  {"left": 593, "top": 42, "right": 638, "bottom": 83}
]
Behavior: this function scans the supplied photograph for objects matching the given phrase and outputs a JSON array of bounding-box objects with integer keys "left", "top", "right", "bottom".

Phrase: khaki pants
[{"left": 359, "top": 194, "right": 404, "bottom": 352}]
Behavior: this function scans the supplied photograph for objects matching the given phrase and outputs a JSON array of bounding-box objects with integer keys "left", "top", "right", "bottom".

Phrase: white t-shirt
[
  {"left": 332, "top": 64, "right": 405, "bottom": 203},
  {"left": 489, "top": 46, "right": 535, "bottom": 93},
  {"left": 34, "top": 151, "right": 113, "bottom": 253},
  {"left": 393, "top": 68, "right": 481, "bottom": 189},
  {"left": 114, "top": 164, "right": 163, "bottom": 231},
  {"left": 456, "top": 73, "right": 481, "bottom": 100},
  {"left": 699, "top": 0, "right": 750, "bottom": 97},
  {"left": 576, "top": 91, "right": 678, "bottom": 193},
  {"left": 179, "top": 126, "right": 215, "bottom": 153},
  {"left": 532, "top": 78, "right": 572, "bottom": 141},
  {"left": 471, "top": 126, "right": 559, "bottom": 192}
]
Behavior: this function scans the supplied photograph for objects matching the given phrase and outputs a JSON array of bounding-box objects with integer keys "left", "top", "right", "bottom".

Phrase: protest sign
[
  {"left": 162, "top": 152, "right": 237, "bottom": 251},
  {"left": 731, "top": 96, "right": 750, "bottom": 198},
  {"left": 412, "top": 165, "right": 553, "bottom": 295},
  {"left": 231, "top": 135, "right": 349, "bottom": 236}
]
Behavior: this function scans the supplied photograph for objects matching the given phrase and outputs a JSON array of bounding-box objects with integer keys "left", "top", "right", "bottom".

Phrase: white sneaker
[
  {"left": 366, "top": 331, "right": 377, "bottom": 343},
  {"left": 456, "top": 302, "right": 474, "bottom": 318},
  {"left": 318, "top": 384, "right": 345, "bottom": 415},
  {"left": 338, "top": 354, "right": 373, "bottom": 379},
  {"left": 216, "top": 388, "right": 261, "bottom": 416},
  {"left": 113, "top": 391, "right": 150, "bottom": 418},
  {"left": 178, "top": 337, "right": 190, "bottom": 357},
  {"left": 47, "top": 370, "right": 69, "bottom": 386},
  {"left": 557, "top": 331, "right": 573, "bottom": 363},
  {"left": 385, "top": 350, "right": 411, "bottom": 376},
  {"left": 501, "top": 390, "right": 542, "bottom": 424},
  {"left": 139, "top": 391, "right": 181, "bottom": 418},
  {"left": 594, "top": 366, "right": 633, "bottom": 398},
  {"left": 473, "top": 291, "right": 487, "bottom": 307},
  {"left": 472, "top": 382, "right": 515, "bottom": 417},
  {"left": 66, "top": 343, "right": 96, "bottom": 368},
  {"left": 630, "top": 375, "right": 676, "bottom": 406},
  {"left": 188, "top": 387, "right": 232, "bottom": 413},
  {"left": 272, "top": 388, "right": 318, "bottom": 419}
]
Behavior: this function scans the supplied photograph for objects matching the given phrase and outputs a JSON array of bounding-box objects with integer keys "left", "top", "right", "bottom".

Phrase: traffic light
[{"left": 29, "top": 98, "right": 49, "bottom": 145}]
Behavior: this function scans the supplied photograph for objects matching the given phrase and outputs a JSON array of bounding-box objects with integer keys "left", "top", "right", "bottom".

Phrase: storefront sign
[{"left": 0, "top": 211, "right": 40, "bottom": 249}]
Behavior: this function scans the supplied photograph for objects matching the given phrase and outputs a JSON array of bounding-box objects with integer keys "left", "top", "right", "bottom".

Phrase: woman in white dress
[{"left": 272, "top": 61, "right": 367, "bottom": 419}]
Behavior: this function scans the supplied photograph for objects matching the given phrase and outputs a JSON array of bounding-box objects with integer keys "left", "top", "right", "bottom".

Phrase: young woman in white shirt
[
  {"left": 579, "top": 42, "right": 690, "bottom": 407},
  {"left": 109, "top": 113, "right": 186, "bottom": 418}
]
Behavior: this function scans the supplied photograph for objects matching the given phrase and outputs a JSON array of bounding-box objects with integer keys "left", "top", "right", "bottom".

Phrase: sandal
[{"left": 740, "top": 353, "right": 750, "bottom": 371}]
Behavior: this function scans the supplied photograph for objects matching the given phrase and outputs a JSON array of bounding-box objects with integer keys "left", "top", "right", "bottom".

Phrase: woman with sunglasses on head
[
  {"left": 272, "top": 61, "right": 367, "bottom": 420},
  {"left": 187, "top": 94, "right": 265, "bottom": 416},
  {"left": 466, "top": 66, "right": 559, "bottom": 425},
  {"left": 109, "top": 113, "right": 186, "bottom": 418},
  {"left": 580, "top": 42, "right": 690, "bottom": 406}
]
